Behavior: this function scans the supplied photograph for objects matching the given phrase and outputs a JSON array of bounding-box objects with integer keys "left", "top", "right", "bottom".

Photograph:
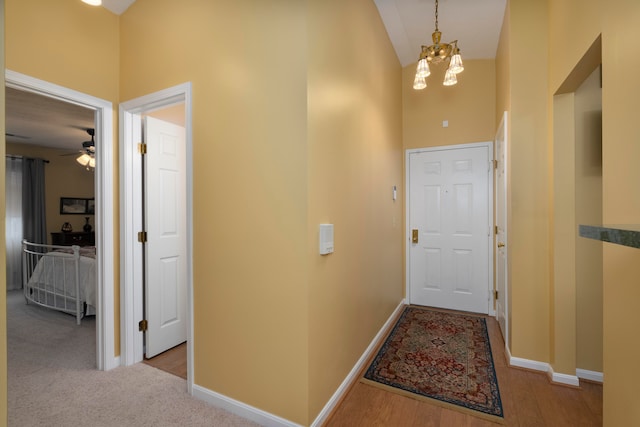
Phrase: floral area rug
[{"left": 362, "top": 306, "right": 504, "bottom": 422}]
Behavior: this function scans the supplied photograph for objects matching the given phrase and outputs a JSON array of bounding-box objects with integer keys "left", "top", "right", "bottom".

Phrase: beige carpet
[{"left": 7, "top": 290, "right": 259, "bottom": 426}]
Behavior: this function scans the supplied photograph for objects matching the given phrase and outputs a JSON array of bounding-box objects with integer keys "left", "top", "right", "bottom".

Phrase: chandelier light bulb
[
  {"left": 413, "top": 74, "right": 427, "bottom": 90},
  {"left": 416, "top": 58, "right": 431, "bottom": 78},
  {"left": 449, "top": 52, "right": 464, "bottom": 74},
  {"left": 82, "top": 0, "right": 102, "bottom": 5},
  {"left": 443, "top": 69, "right": 457, "bottom": 86}
]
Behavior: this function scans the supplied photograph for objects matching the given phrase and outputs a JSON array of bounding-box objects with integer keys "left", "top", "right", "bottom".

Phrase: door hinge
[
  {"left": 495, "top": 225, "right": 499, "bottom": 235},
  {"left": 494, "top": 290, "right": 499, "bottom": 300},
  {"left": 138, "top": 143, "right": 147, "bottom": 155},
  {"left": 137, "top": 231, "right": 147, "bottom": 243},
  {"left": 138, "top": 319, "right": 148, "bottom": 332},
  {"left": 493, "top": 159, "right": 498, "bottom": 169}
]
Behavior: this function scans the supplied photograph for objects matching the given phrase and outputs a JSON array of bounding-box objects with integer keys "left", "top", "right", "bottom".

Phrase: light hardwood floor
[
  {"left": 143, "top": 342, "right": 187, "bottom": 379},
  {"left": 325, "top": 315, "right": 602, "bottom": 427}
]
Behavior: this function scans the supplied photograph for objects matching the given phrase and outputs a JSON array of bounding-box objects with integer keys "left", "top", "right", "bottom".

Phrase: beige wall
[
  {"left": 121, "top": 1, "right": 309, "bottom": 422},
  {"left": 121, "top": 0, "right": 402, "bottom": 423},
  {"left": 6, "top": 143, "right": 95, "bottom": 240},
  {"left": 403, "top": 59, "right": 496, "bottom": 150},
  {"left": 5, "top": 0, "right": 119, "bottom": 101},
  {"left": 574, "top": 67, "right": 602, "bottom": 373},
  {"left": 508, "top": 0, "right": 551, "bottom": 364},
  {"left": 307, "top": 0, "right": 403, "bottom": 420}
]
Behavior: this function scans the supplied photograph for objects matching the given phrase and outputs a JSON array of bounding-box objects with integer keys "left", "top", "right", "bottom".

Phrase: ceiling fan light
[
  {"left": 82, "top": 0, "right": 102, "bottom": 6},
  {"left": 77, "top": 153, "right": 91, "bottom": 166},
  {"left": 89, "top": 157, "right": 96, "bottom": 169}
]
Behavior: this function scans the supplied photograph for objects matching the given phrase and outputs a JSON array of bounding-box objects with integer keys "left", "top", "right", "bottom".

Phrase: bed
[{"left": 22, "top": 240, "right": 96, "bottom": 325}]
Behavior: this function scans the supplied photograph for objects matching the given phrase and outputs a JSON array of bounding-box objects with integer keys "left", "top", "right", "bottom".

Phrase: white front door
[
  {"left": 495, "top": 112, "right": 508, "bottom": 343},
  {"left": 408, "top": 144, "right": 492, "bottom": 314},
  {"left": 144, "top": 116, "right": 187, "bottom": 358}
]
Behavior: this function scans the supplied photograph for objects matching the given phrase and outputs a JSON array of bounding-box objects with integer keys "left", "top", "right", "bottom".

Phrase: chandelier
[{"left": 413, "top": 0, "right": 464, "bottom": 90}]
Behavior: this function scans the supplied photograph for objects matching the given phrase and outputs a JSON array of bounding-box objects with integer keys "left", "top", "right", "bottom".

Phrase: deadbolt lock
[{"left": 412, "top": 229, "right": 419, "bottom": 244}]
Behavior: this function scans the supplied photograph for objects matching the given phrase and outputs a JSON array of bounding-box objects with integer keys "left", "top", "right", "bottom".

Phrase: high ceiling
[
  {"left": 5, "top": 0, "right": 506, "bottom": 151},
  {"left": 374, "top": 0, "right": 507, "bottom": 67}
]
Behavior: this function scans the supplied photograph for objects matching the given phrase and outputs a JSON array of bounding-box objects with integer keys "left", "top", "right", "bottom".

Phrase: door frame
[
  {"left": 405, "top": 141, "right": 494, "bottom": 315},
  {"left": 495, "top": 111, "right": 509, "bottom": 348},
  {"left": 5, "top": 70, "right": 117, "bottom": 370},
  {"left": 119, "top": 83, "right": 193, "bottom": 391}
]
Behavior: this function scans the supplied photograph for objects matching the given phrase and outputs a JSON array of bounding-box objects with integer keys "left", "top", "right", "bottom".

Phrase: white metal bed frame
[{"left": 22, "top": 239, "right": 86, "bottom": 325}]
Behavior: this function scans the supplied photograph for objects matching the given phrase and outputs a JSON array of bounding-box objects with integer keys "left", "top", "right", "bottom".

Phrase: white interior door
[
  {"left": 495, "top": 112, "right": 509, "bottom": 343},
  {"left": 408, "top": 144, "right": 492, "bottom": 314},
  {"left": 144, "top": 116, "right": 187, "bottom": 358}
]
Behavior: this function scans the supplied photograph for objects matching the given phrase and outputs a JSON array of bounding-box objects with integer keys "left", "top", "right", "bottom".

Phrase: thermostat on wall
[{"left": 319, "top": 224, "right": 334, "bottom": 255}]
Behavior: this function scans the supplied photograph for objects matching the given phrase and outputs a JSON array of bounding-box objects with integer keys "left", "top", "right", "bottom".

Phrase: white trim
[
  {"left": 311, "top": 299, "right": 406, "bottom": 427},
  {"left": 495, "top": 111, "right": 509, "bottom": 350},
  {"left": 509, "top": 354, "right": 581, "bottom": 386},
  {"left": 192, "top": 385, "right": 303, "bottom": 427},
  {"left": 119, "top": 83, "right": 194, "bottom": 394},
  {"left": 550, "top": 368, "right": 580, "bottom": 387},
  {"left": 5, "top": 70, "right": 116, "bottom": 371},
  {"left": 576, "top": 368, "right": 603, "bottom": 383},
  {"left": 508, "top": 356, "right": 550, "bottom": 373},
  {"left": 405, "top": 142, "right": 494, "bottom": 315}
]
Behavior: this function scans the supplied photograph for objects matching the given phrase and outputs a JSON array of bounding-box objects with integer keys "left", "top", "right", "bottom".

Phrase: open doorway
[
  {"left": 119, "top": 83, "right": 193, "bottom": 390},
  {"left": 552, "top": 35, "right": 603, "bottom": 386},
  {"left": 5, "top": 70, "right": 116, "bottom": 371}
]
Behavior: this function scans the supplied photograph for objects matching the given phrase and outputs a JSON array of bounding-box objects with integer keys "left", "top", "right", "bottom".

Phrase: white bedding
[{"left": 26, "top": 250, "right": 96, "bottom": 307}]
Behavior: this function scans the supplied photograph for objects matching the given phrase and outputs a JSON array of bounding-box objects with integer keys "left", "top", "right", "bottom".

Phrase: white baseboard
[
  {"left": 509, "top": 355, "right": 580, "bottom": 386},
  {"left": 509, "top": 355, "right": 550, "bottom": 373},
  {"left": 191, "top": 299, "right": 406, "bottom": 427},
  {"left": 311, "top": 299, "right": 407, "bottom": 427},
  {"left": 550, "top": 368, "right": 580, "bottom": 387},
  {"left": 192, "top": 384, "right": 303, "bottom": 427},
  {"left": 576, "top": 368, "right": 604, "bottom": 383},
  {"left": 108, "top": 356, "right": 121, "bottom": 370}
]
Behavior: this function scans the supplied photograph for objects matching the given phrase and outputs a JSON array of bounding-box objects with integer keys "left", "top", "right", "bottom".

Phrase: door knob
[
  {"left": 497, "top": 242, "right": 505, "bottom": 248},
  {"left": 412, "top": 229, "right": 419, "bottom": 244}
]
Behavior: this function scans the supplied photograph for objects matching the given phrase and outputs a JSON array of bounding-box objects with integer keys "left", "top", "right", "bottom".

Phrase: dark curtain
[{"left": 22, "top": 158, "right": 47, "bottom": 245}]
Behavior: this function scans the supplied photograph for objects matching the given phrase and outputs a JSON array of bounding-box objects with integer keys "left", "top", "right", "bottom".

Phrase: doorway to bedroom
[{"left": 4, "top": 71, "right": 116, "bottom": 373}]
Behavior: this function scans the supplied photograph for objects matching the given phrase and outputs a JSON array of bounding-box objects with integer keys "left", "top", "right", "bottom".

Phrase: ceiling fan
[{"left": 62, "top": 128, "right": 96, "bottom": 170}]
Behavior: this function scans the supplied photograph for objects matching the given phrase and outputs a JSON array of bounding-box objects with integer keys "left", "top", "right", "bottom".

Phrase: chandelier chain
[{"left": 434, "top": 0, "right": 439, "bottom": 31}]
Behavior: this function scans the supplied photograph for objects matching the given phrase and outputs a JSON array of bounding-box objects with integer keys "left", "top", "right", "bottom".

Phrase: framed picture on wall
[
  {"left": 60, "top": 197, "right": 93, "bottom": 215},
  {"left": 87, "top": 198, "right": 95, "bottom": 215}
]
